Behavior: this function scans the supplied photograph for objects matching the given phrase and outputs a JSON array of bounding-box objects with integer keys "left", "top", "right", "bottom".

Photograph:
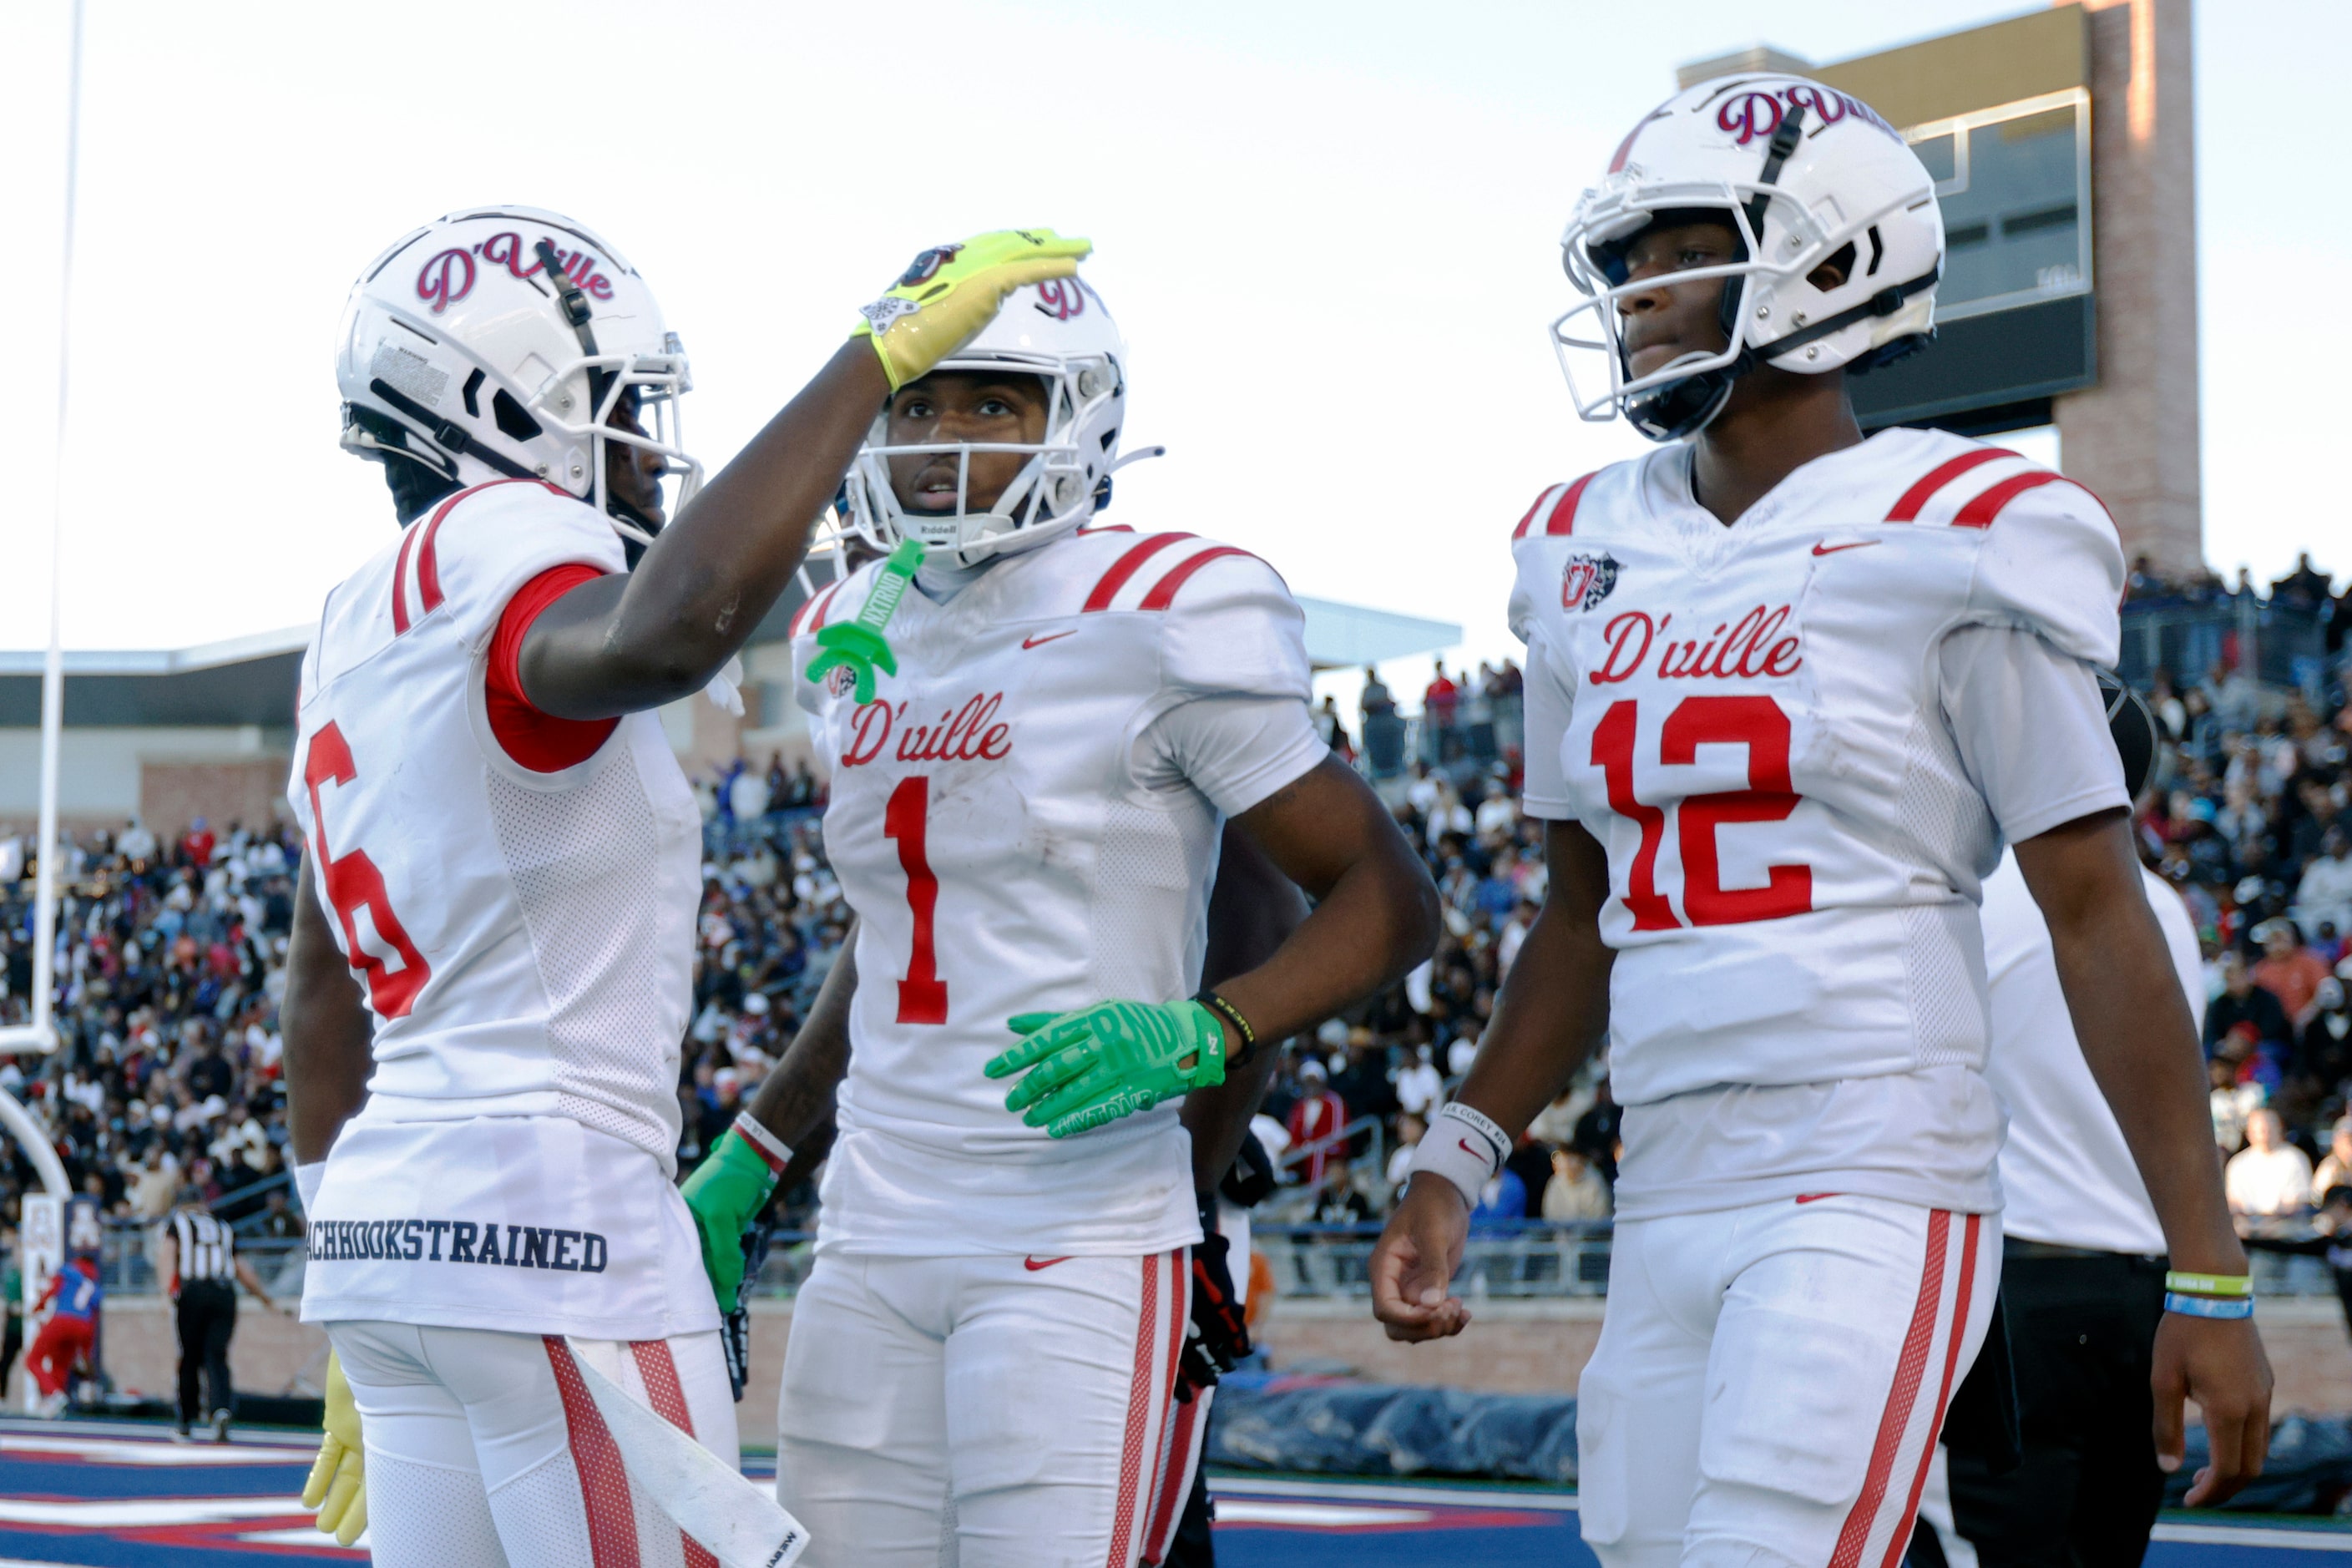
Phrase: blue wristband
[{"left": 2165, "top": 1291, "right": 2255, "bottom": 1320}]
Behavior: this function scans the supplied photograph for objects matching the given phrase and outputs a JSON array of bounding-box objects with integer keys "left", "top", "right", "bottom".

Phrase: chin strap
[
  {"left": 367, "top": 378, "right": 541, "bottom": 483},
  {"left": 1753, "top": 263, "right": 1940, "bottom": 362}
]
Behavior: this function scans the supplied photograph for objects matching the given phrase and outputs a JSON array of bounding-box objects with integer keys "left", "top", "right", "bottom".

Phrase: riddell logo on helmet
[
  {"left": 414, "top": 232, "right": 617, "bottom": 315},
  {"left": 1034, "top": 279, "right": 1086, "bottom": 321},
  {"left": 1714, "top": 84, "right": 1898, "bottom": 148}
]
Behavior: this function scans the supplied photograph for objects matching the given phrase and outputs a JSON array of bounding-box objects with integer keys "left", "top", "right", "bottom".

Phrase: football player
[
  {"left": 281, "top": 210, "right": 1084, "bottom": 1565},
  {"left": 680, "top": 271, "right": 1439, "bottom": 1565},
  {"left": 1368, "top": 76, "right": 2272, "bottom": 1565}
]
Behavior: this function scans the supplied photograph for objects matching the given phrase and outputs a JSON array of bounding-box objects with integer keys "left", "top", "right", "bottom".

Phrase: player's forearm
[
  {"left": 282, "top": 863, "right": 374, "bottom": 1166},
  {"left": 1446, "top": 819, "right": 1615, "bottom": 1140},
  {"left": 1449, "top": 896, "right": 1613, "bottom": 1140},
  {"left": 742, "top": 937, "right": 858, "bottom": 1153},
  {"left": 1183, "top": 827, "right": 1310, "bottom": 1187},
  {"left": 2021, "top": 817, "right": 2247, "bottom": 1275},
  {"left": 524, "top": 342, "right": 890, "bottom": 718}
]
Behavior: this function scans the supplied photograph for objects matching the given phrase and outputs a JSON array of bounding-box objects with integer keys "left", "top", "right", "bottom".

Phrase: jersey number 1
[
  {"left": 883, "top": 776, "right": 948, "bottom": 1024},
  {"left": 1591, "top": 695, "right": 1813, "bottom": 929}
]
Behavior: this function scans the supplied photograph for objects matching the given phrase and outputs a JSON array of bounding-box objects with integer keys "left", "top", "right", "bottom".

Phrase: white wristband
[
  {"left": 731, "top": 1112, "right": 795, "bottom": 1176},
  {"left": 1409, "top": 1100, "right": 1511, "bottom": 1209},
  {"left": 295, "top": 1161, "right": 326, "bottom": 1214}
]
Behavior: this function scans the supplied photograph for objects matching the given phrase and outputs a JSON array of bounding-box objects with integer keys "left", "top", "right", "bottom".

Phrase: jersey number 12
[{"left": 1590, "top": 695, "right": 1813, "bottom": 929}]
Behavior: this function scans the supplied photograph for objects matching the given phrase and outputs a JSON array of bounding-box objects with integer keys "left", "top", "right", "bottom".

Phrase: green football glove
[
  {"left": 852, "top": 228, "right": 1092, "bottom": 391},
  {"left": 303, "top": 1350, "right": 367, "bottom": 1548},
  {"left": 985, "top": 999, "right": 1228, "bottom": 1139},
  {"left": 680, "top": 1120, "right": 785, "bottom": 1309},
  {"left": 806, "top": 538, "right": 924, "bottom": 705}
]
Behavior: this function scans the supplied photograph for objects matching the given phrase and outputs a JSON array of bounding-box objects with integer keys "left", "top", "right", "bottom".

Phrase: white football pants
[
  {"left": 1576, "top": 1195, "right": 1999, "bottom": 1568},
  {"left": 328, "top": 1319, "right": 738, "bottom": 1568},
  {"left": 1141, "top": 1205, "right": 1250, "bottom": 1566},
  {"left": 776, "top": 1249, "right": 1190, "bottom": 1568}
]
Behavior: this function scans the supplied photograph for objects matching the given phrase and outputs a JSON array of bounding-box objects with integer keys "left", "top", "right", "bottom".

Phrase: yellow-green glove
[
  {"left": 680, "top": 1120, "right": 786, "bottom": 1309},
  {"left": 303, "top": 1349, "right": 367, "bottom": 1548},
  {"left": 984, "top": 999, "right": 1227, "bottom": 1139},
  {"left": 852, "top": 229, "right": 1091, "bottom": 391}
]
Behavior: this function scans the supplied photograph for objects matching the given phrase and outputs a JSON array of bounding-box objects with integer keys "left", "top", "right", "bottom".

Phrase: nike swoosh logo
[
  {"left": 1023, "top": 1256, "right": 1072, "bottom": 1271},
  {"left": 1021, "top": 630, "right": 1077, "bottom": 650},
  {"left": 1457, "top": 1138, "right": 1486, "bottom": 1158},
  {"left": 1811, "top": 540, "right": 1880, "bottom": 556}
]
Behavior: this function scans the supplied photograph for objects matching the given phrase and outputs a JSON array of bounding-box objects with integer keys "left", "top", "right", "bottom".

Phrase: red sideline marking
[
  {"left": 1510, "top": 473, "right": 1599, "bottom": 540},
  {"left": 1828, "top": 1210, "right": 1950, "bottom": 1568},
  {"left": 1106, "top": 1253, "right": 1164, "bottom": 1568},
  {"left": 543, "top": 1337, "right": 642, "bottom": 1568},
  {"left": 1884, "top": 1213, "right": 1983, "bottom": 1568},
  {"left": 1951, "top": 469, "right": 2065, "bottom": 529},
  {"left": 1884, "top": 449, "right": 2019, "bottom": 524},
  {"left": 1084, "top": 533, "right": 1196, "bottom": 612},
  {"left": 1140, "top": 547, "right": 1257, "bottom": 611},
  {"left": 630, "top": 1341, "right": 719, "bottom": 1568}
]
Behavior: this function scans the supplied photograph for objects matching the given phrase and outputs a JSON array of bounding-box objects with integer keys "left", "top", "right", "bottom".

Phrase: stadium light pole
[{"left": 0, "top": 0, "right": 83, "bottom": 1202}]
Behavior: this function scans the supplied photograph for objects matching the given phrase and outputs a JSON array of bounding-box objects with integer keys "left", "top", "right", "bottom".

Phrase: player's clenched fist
[
  {"left": 1369, "top": 1176, "right": 1474, "bottom": 1343},
  {"left": 985, "top": 999, "right": 1227, "bottom": 1138},
  {"left": 853, "top": 228, "right": 1092, "bottom": 391}
]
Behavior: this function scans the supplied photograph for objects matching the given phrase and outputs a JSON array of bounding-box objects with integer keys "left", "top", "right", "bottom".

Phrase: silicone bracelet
[
  {"left": 2164, "top": 1271, "right": 2253, "bottom": 1297},
  {"left": 2164, "top": 1291, "right": 2255, "bottom": 1320}
]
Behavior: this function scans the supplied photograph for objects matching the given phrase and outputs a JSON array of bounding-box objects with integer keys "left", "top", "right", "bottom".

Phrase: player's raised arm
[
  {"left": 2015, "top": 813, "right": 2274, "bottom": 1506},
  {"left": 1369, "top": 818, "right": 1614, "bottom": 1342},
  {"left": 520, "top": 230, "right": 1090, "bottom": 720}
]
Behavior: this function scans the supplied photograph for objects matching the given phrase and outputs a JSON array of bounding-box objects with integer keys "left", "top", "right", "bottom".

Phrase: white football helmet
[
  {"left": 1553, "top": 75, "right": 1945, "bottom": 441},
  {"left": 336, "top": 205, "right": 700, "bottom": 542},
  {"left": 842, "top": 274, "right": 1157, "bottom": 569}
]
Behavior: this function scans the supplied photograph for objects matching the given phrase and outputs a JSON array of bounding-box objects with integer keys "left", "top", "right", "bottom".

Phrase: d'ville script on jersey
[
  {"left": 840, "top": 694, "right": 1014, "bottom": 770},
  {"left": 1589, "top": 605, "right": 1804, "bottom": 685}
]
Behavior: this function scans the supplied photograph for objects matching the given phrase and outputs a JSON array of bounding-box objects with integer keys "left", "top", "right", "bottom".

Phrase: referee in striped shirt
[{"left": 157, "top": 1189, "right": 286, "bottom": 1443}]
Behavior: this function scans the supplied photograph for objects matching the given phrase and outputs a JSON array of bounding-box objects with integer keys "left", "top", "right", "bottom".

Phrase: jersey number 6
[
  {"left": 302, "top": 720, "right": 434, "bottom": 1017},
  {"left": 1591, "top": 695, "right": 1813, "bottom": 930}
]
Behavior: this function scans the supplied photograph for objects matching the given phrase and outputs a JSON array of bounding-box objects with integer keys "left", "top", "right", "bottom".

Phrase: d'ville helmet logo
[{"left": 414, "top": 233, "right": 618, "bottom": 315}]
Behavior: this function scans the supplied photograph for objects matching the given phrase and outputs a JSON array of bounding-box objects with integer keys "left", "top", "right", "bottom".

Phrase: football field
[{"left": 0, "top": 1419, "right": 2342, "bottom": 1567}]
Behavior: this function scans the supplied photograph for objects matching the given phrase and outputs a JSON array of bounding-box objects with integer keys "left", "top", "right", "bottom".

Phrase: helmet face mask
[
  {"left": 843, "top": 278, "right": 1134, "bottom": 569},
  {"left": 1552, "top": 77, "right": 1945, "bottom": 443},
  {"left": 336, "top": 206, "right": 701, "bottom": 543}
]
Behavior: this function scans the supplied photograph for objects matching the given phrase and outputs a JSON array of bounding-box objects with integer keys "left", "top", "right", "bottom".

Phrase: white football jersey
[
  {"left": 290, "top": 478, "right": 715, "bottom": 1341},
  {"left": 1981, "top": 852, "right": 2203, "bottom": 1255},
  {"left": 792, "top": 528, "right": 1323, "bottom": 1257},
  {"left": 1510, "top": 429, "right": 2130, "bottom": 1216}
]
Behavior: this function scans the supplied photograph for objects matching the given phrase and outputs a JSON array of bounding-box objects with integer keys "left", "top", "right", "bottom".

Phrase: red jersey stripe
[
  {"left": 1138, "top": 546, "right": 1254, "bottom": 612},
  {"left": 1545, "top": 472, "right": 1599, "bottom": 536},
  {"left": 1105, "top": 1254, "right": 1163, "bottom": 1568},
  {"left": 804, "top": 580, "right": 848, "bottom": 634},
  {"left": 1083, "top": 533, "right": 1197, "bottom": 612},
  {"left": 1511, "top": 484, "right": 1565, "bottom": 542},
  {"left": 1950, "top": 468, "right": 2066, "bottom": 529},
  {"left": 1884, "top": 449, "right": 2021, "bottom": 524},
  {"left": 391, "top": 524, "right": 421, "bottom": 635}
]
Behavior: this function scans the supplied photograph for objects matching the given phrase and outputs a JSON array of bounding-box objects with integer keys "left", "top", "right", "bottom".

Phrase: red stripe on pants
[
  {"left": 630, "top": 1341, "right": 719, "bottom": 1568},
  {"left": 1106, "top": 1253, "right": 1165, "bottom": 1568},
  {"left": 1879, "top": 1213, "right": 1984, "bottom": 1568},
  {"left": 1828, "top": 1210, "right": 1951, "bottom": 1568},
  {"left": 543, "top": 1338, "right": 642, "bottom": 1568}
]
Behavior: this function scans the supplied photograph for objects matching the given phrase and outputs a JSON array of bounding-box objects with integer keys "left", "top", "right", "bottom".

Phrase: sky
[{"left": 0, "top": 0, "right": 2339, "bottom": 712}]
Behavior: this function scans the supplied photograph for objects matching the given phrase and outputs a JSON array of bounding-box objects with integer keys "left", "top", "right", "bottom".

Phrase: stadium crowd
[{"left": 5, "top": 555, "right": 2352, "bottom": 1263}]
